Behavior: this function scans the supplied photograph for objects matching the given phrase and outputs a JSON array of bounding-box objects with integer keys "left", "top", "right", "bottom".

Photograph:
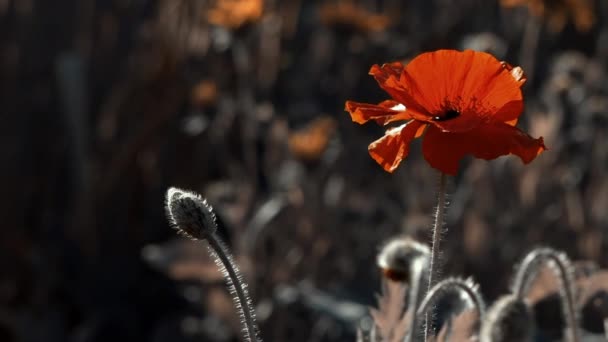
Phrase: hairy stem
[
  {"left": 425, "top": 173, "right": 448, "bottom": 339},
  {"left": 407, "top": 258, "right": 429, "bottom": 342},
  {"left": 417, "top": 278, "right": 486, "bottom": 338},
  {"left": 165, "top": 188, "right": 262, "bottom": 341},
  {"left": 513, "top": 248, "right": 579, "bottom": 342},
  {"left": 206, "top": 232, "right": 261, "bottom": 342}
]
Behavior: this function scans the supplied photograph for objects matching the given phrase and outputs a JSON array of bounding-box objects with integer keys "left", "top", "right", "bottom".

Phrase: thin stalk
[
  {"left": 370, "top": 321, "right": 377, "bottom": 342},
  {"left": 407, "top": 258, "right": 429, "bottom": 342},
  {"left": 206, "top": 233, "right": 261, "bottom": 342},
  {"left": 512, "top": 248, "right": 579, "bottom": 342},
  {"left": 356, "top": 327, "right": 364, "bottom": 342},
  {"left": 424, "top": 173, "right": 448, "bottom": 339}
]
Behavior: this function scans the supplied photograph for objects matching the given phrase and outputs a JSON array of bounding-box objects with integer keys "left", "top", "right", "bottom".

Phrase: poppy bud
[
  {"left": 165, "top": 187, "right": 218, "bottom": 239},
  {"left": 377, "top": 237, "right": 430, "bottom": 341},
  {"left": 376, "top": 237, "right": 430, "bottom": 282},
  {"left": 164, "top": 187, "right": 261, "bottom": 342},
  {"left": 480, "top": 294, "right": 534, "bottom": 342}
]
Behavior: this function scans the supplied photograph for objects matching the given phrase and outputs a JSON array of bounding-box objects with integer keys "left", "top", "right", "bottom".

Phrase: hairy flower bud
[
  {"left": 165, "top": 187, "right": 217, "bottom": 239},
  {"left": 377, "top": 237, "right": 430, "bottom": 281}
]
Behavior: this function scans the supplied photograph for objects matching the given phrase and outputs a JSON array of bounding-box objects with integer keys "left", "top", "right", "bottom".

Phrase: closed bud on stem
[
  {"left": 164, "top": 187, "right": 261, "bottom": 342},
  {"left": 377, "top": 237, "right": 430, "bottom": 282},
  {"left": 166, "top": 187, "right": 217, "bottom": 239},
  {"left": 377, "top": 237, "right": 430, "bottom": 341},
  {"left": 480, "top": 294, "right": 534, "bottom": 342}
]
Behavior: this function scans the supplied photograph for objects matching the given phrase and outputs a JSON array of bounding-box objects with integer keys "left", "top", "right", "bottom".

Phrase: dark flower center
[{"left": 433, "top": 109, "right": 460, "bottom": 121}]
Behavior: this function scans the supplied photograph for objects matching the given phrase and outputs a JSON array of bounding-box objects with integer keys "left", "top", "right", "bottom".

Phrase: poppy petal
[
  {"left": 493, "top": 100, "right": 522, "bottom": 126},
  {"left": 345, "top": 100, "right": 410, "bottom": 125},
  {"left": 369, "top": 120, "right": 424, "bottom": 173},
  {"left": 422, "top": 123, "right": 546, "bottom": 175},
  {"left": 369, "top": 63, "right": 432, "bottom": 118},
  {"left": 403, "top": 50, "right": 525, "bottom": 132}
]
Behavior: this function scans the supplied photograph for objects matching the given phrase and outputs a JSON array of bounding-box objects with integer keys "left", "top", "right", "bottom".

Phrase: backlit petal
[
  {"left": 369, "top": 120, "right": 424, "bottom": 173},
  {"left": 345, "top": 100, "right": 410, "bottom": 125},
  {"left": 369, "top": 63, "right": 432, "bottom": 118},
  {"left": 403, "top": 50, "right": 525, "bottom": 132},
  {"left": 422, "top": 123, "right": 546, "bottom": 175},
  {"left": 493, "top": 100, "right": 523, "bottom": 125}
]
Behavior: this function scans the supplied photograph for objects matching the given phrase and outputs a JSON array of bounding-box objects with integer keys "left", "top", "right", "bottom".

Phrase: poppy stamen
[{"left": 433, "top": 109, "right": 460, "bottom": 121}]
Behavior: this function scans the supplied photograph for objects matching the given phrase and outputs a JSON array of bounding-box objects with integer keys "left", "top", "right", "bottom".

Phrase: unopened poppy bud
[
  {"left": 164, "top": 187, "right": 261, "bottom": 342},
  {"left": 165, "top": 187, "right": 217, "bottom": 239},
  {"left": 480, "top": 294, "right": 534, "bottom": 342},
  {"left": 377, "top": 237, "right": 430, "bottom": 281}
]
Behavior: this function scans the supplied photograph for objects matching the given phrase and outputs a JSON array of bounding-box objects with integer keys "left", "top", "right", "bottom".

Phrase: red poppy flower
[{"left": 345, "top": 49, "right": 546, "bottom": 175}]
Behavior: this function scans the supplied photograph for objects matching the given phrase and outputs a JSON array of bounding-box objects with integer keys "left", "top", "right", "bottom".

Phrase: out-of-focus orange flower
[
  {"left": 288, "top": 116, "right": 337, "bottom": 162},
  {"left": 206, "top": 0, "right": 263, "bottom": 29},
  {"left": 318, "top": 1, "right": 391, "bottom": 33},
  {"left": 191, "top": 79, "right": 218, "bottom": 107},
  {"left": 500, "top": 0, "right": 595, "bottom": 33},
  {"left": 345, "top": 49, "right": 546, "bottom": 175}
]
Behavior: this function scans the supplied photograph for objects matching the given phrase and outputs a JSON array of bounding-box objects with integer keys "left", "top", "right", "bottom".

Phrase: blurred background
[{"left": 1, "top": 0, "right": 607, "bottom": 341}]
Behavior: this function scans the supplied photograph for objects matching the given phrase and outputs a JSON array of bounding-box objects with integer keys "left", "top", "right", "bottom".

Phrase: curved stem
[
  {"left": 206, "top": 232, "right": 261, "bottom": 342},
  {"left": 407, "top": 258, "right": 428, "bottom": 342},
  {"left": 513, "top": 248, "right": 579, "bottom": 342},
  {"left": 424, "top": 172, "right": 448, "bottom": 339},
  {"left": 417, "top": 278, "right": 486, "bottom": 338}
]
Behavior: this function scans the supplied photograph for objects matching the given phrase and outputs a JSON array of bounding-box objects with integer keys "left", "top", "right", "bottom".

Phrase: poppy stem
[
  {"left": 424, "top": 172, "right": 447, "bottom": 340},
  {"left": 206, "top": 233, "right": 261, "bottom": 342}
]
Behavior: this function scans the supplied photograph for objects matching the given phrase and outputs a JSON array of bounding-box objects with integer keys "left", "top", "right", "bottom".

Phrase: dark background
[{"left": 1, "top": 0, "right": 607, "bottom": 341}]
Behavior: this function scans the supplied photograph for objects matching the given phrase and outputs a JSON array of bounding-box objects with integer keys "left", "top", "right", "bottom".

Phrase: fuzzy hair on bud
[
  {"left": 480, "top": 294, "right": 534, "bottom": 342},
  {"left": 165, "top": 187, "right": 217, "bottom": 239},
  {"left": 377, "top": 237, "right": 430, "bottom": 281}
]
